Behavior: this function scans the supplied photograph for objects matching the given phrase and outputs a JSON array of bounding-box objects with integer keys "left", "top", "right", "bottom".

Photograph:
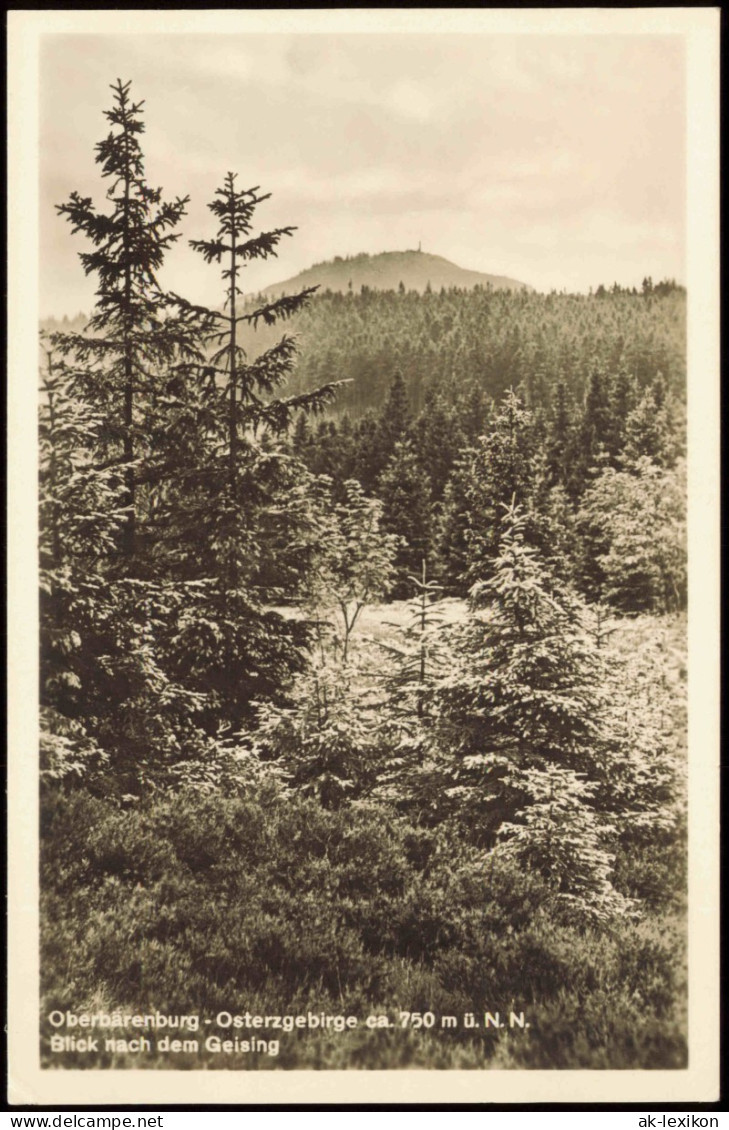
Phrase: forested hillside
[
  {"left": 258, "top": 248, "right": 530, "bottom": 300},
  {"left": 39, "top": 81, "right": 687, "bottom": 1072},
  {"left": 281, "top": 284, "right": 685, "bottom": 603},
  {"left": 259, "top": 281, "right": 685, "bottom": 419}
]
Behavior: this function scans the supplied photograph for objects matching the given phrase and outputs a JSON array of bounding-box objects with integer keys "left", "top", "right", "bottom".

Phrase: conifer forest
[{"left": 39, "top": 81, "right": 688, "bottom": 1071}]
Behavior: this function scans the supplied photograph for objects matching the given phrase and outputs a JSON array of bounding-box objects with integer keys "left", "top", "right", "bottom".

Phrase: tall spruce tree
[
  {"left": 44, "top": 81, "right": 229, "bottom": 792},
  {"left": 148, "top": 173, "right": 343, "bottom": 725},
  {"left": 164, "top": 172, "right": 339, "bottom": 589},
  {"left": 54, "top": 79, "right": 208, "bottom": 564},
  {"left": 45, "top": 84, "right": 341, "bottom": 786},
  {"left": 187, "top": 174, "right": 336, "bottom": 491}
]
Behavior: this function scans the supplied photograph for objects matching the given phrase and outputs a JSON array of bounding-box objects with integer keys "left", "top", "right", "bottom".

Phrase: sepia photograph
[{"left": 7, "top": 8, "right": 720, "bottom": 1107}]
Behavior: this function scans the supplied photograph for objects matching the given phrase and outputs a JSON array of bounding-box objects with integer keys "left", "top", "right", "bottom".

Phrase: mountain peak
[{"left": 261, "top": 249, "right": 530, "bottom": 297}]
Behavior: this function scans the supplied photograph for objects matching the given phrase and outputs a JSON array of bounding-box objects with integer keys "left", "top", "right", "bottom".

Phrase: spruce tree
[
  {"left": 46, "top": 84, "right": 341, "bottom": 782},
  {"left": 381, "top": 562, "right": 448, "bottom": 723},
  {"left": 576, "top": 458, "right": 686, "bottom": 613},
  {"left": 373, "top": 564, "right": 453, "bottom": 812},
  {"left": 254, "top": 476, "right": 398, "bottom": 806},
  {"left": 145, "top": 174, "right": 343, "bottom": 727},
  {"left": 39, "top": 338, "right": 124, "bottom": 782},
  {"left": 412, "top": 389, "right": 465, "bottom": 501},
  {"left": 436, "top": 446, "right": 476, "bottom": 595},
  {"left": 39, "top": 338, "right": 214, "bottom": 794},
  {"left": 545, "top": 378, "right": 574, "bottom": 489},
  {"left": 164, "top": 171, "right": 339, "bottom": 591},
  {"left": 495, "top": 765, "right": 634, "bottom": 922},
  {"left": 571, "top": 362, "right": 613, "bottom": 494},
  {"left": 54, "top": 79, "right": 207, "bottom": 564},
  {"left": 252, "top": 658, "right": 384, "bottom": 810},
  {"left": 432, "top": 503, "right": 641, "bottom": 918},
  {"left": 376, "top": 369, "right": 412, "bottom": 463},
  {"left": 352, "top": 409, "right": 381, "bottom": 493},
  {"left": 463, "top": 388, "right": 542, "bottom": 582},
  {"left": 606, "top": 364, "right": 636, "bottom": 463},
  {"left": 376, "top": 440, "right": 434, "bottom": 599},
  {"left": 622, "top": 384, "right": 673, "bottom": 467},
  {"left": 45, "top": 81, "right": 227, "bottom": 791},
  {"left": 187, "top": 174, "right": 336, "bottom": 491}
]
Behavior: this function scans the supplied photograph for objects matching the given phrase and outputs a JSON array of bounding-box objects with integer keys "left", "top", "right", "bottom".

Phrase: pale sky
[{"left": 39, "top": 32, "right": 686, "bottom": 317}]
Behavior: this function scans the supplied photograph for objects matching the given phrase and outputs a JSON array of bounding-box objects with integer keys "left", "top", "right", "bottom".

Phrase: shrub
[{"left": 40, "top": 784, "right": 686, "bottom": 1070}]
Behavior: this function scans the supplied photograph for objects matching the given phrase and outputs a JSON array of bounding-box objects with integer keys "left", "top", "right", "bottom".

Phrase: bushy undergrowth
[{"left": 41, "top": 783, "right": 686, "bottom": 1070}]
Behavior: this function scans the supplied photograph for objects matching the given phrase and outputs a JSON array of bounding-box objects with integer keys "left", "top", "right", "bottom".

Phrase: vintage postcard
[{"left": 7, "top": 8, "right": 720, "bottom": 1107}]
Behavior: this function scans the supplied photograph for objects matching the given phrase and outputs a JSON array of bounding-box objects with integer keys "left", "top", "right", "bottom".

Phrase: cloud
[
  {"left": 386, "top": 79, "right": 434, "bottom": 122},
  {"left": 38, "top": 31, "right": 686, "bottom": 315}
]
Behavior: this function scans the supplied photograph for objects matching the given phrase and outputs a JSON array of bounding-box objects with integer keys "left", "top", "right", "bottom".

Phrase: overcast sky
[{"left": 39, "top": 32, "right": 685, "bottom": 317}]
